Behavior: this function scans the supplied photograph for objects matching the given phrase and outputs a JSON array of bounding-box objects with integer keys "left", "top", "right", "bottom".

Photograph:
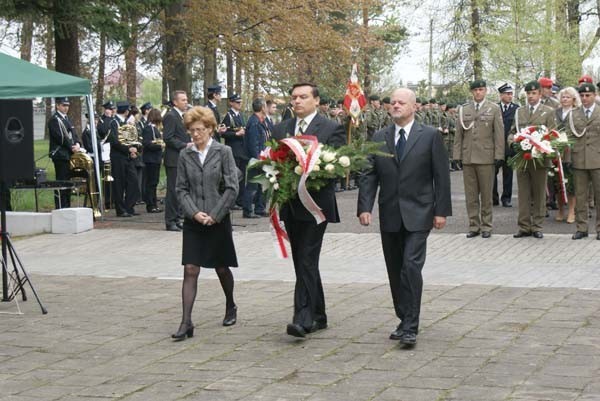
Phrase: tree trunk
[
  {"left": 235, "top": 53, "right": 242, "bottom": 95},
  {"left": 542, "top": 0, "right": 553, "bottom": 77},
  {"left": 469, "top": 0, "right": 483, "bottom": 80},
  {"left": 362, "top": 3, "right": 371, "bottom": 96},
  {"left": 226, "top": 47, "right": 234, "bottom": 95},
  {"left": 96, "top": 31, "right": 106, "bottom": 114},
  {"left": 203, "top": 43, "right": 217, "bottom": 94},
  {"left": 44, "top": 18, "right": 54, "bottom": 140},
  {"left": 20, "top": 16, "right": 33, "bottom": 61},
  {"left": 54, "top": 10, "right": 82, "bottom": 133},
  {"left": 164, "top": 0, "right": 191, "bottom": 95},
  {"left": 125, "top": 13, "right": 138, "bottom": 105}
]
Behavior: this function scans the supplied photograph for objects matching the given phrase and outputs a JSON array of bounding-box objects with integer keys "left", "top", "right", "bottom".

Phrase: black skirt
[{"left": 181, "top": 214, "right": 238, "bottom": 268}]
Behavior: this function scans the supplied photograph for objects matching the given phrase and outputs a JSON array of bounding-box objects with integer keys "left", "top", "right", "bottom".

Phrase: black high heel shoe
[
  {"left": 223, "top": 305, "right": 237, "bottom": 326},
  {"left": 171, "top": 322, "right": 194, "bottom": 341}
]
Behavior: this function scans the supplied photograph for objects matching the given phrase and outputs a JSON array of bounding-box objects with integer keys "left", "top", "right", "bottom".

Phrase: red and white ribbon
[
  {"left": 515, "top": 127, "right": 554, "bottom": 154},
  {"left": 555, "top": 154, "right": 568, "bottom": 204},
  {"left": 281, "top": 135, "right": 326, "bottom": 224},
  {"left": 269, "top": 207, "right": 289, "bottom": 258}
]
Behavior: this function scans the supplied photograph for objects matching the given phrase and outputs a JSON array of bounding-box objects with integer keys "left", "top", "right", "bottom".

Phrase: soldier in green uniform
[
  {"left": 364, "top": 95, "right": 386, "bottom": 140},
  {"left": 415, "top": 98, "right": 424, "bottom": 123},
  {"left": 453, "top": 80, "right": 505, "bottom": 238},
  {"left": 318, "top": 97, "right": 330, "bottom": 118},
  {"left": 568, "top": 83, "right": 600, "bottom": 240},
  {"left": 508, "top": 80, "right": 557, "bottom": 239},
  {"left": 381, "top": 96, "right": 393, "bottom": 127}
]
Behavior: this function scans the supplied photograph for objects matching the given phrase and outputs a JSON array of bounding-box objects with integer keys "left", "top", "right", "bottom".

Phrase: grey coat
[{"left": 176, "top": 141, "right": 239, "bottom": 223}]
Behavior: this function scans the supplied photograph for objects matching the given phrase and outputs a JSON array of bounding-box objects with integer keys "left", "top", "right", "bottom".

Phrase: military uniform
[
  {"left": 508, "top": 82, "right": 556, "bottom": 237},
  {"left": 453, "top": 81, "right": 505, "bottom": 236},
  {"left": 494, "top": 83, "right": 519, "bottom": 206},
  {"left": 364, "top": 106, "right": 386, "bottom": 140},
  {"left": 568, "top": 83, "right": 600, "bottom": 239}
]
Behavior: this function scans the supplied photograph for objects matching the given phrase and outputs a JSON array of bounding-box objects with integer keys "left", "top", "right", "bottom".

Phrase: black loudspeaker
[{"left": 0, "top": 99, "right": 34, "bottom": 181}]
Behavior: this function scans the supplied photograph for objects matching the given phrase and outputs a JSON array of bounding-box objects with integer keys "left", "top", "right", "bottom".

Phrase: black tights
[{"left": 179, "top": 264, "right": 235, "bottom": 325}]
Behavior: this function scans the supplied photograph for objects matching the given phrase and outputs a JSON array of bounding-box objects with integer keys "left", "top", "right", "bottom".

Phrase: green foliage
[{"left": 140, "top": 78, "right": 162, "bottom": 106}]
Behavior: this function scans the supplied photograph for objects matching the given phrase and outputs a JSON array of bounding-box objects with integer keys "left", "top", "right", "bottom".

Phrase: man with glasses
[{"left": 569, "top": 83, "right": 600, "bottom": 240}]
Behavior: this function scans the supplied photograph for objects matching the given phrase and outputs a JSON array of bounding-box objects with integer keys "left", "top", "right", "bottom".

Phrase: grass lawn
[{"left": 8, "top": 139, "right": 166, "bottom": 212}]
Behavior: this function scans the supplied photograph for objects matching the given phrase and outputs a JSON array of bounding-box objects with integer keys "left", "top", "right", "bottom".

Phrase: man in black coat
[
  {"left": 48, "top": 97, "right": 81, "bottom": 209},
  {"left": 357, "top": 88, "right": 452, "bottom": 346},
  {"left": 272, "top": 83, "right": 346, "bottom": 338},
  {"left": 205, "top": 85, "right": 228, "bottom": 142},
  {"left": 494, "top": 83, "right": 519, "bottom": 207},
  {"left": 222, "top": 93, "right": 247, "bottom": 208},
  {"left": 163, "top": 90, "right": 191, "bottom": 231}
]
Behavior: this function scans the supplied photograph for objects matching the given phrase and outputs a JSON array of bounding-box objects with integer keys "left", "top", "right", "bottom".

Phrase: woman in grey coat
[{"left": 172, "top": 106, "right": 239, "bottom": 341}]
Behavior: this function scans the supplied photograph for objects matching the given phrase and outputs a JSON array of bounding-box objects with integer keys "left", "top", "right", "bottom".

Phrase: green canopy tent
[{"left": 0, "top": 52, "right": 103, "bottom": 215}]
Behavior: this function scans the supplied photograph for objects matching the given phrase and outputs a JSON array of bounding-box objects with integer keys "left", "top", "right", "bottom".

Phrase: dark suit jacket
[
  {"left": 176, "top": 141, "right": 239, "bottom": 223},
  {"left": 244, "top": 113, "right": 267, "bottom": 159},
  {"left": 107, "top": 116, "right": 133, "bottom": 160},
  {"left": 142, "top": 124, "right": 164, "bottom": 165},
  {"left": 222, "top": 109, "right": 247, "bottom": 159},
  {"left": 163, "top": 108, "right": 190, "bottom": 168},
  {"left": 272, "top": 113, "right": 346, "bottom": 223},
  {"left": 499, "top": 102, "right": 519, "bottom": 156},
  {"left": 357, "top": 122, "right": 452, "bottom": 232},
  {"left": 48, "top": 112, "right": 80, "bottom": 161}
]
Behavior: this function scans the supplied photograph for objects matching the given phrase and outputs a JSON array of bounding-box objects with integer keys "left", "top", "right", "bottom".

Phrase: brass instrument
[
  {"left": 152, "top": 138, "right": 166, "bottom": 150},
  {"left": 118, "top": 123, "right": 142, "bottom": 159},
  {"left": 70, "top": 152, "right": 101, "bottom": 218}
]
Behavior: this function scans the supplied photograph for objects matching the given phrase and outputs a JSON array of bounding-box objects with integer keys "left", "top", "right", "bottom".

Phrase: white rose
[
  {"left": 294, "top": 165, "right": 304, "bottom": 175},
  {"left": 338, "top": 156, "right": 351, "bottom": 168},
  {"left": 273, "top": 183, "right": 279, "bottom": 190},
  {"left": 520, "top": 139, "right": 532, "bottom": 151},
  {"left": 548, "top": 171, "right": 555, "bottom": 177},
  {"left": 312, "top": 164, "right": 320, "bottom": 172},
  {"left": 322, "top": 151, "right": 336, "bottom": 163},
  {"left": 531, "top": 147, "right": 540, "bottom": 158},
  {"left": 564, "top": 178, "right": 569, "bottom": 184},
  {"left": 325, "top": 163, "right": 335, "bottom": 172},
  {"left": 269, "top": 176, "right": 277, "bottom": 183}
]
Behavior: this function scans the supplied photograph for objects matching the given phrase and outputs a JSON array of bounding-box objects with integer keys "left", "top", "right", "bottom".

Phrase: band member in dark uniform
[
  {"left": 221, "top": 93, "right": 247, "bottom": 208},
  {"left": 142, "top": 108, "right": 164, "bottom": 213},
  {"left": 494, "top": 83, "right": 519, "bottom": 207},
  {"left": 48, "top": 97, "right": 81, "bottom": 209},
  {"left": 205, "top": 85, "right": 227, "bottom": 141}
]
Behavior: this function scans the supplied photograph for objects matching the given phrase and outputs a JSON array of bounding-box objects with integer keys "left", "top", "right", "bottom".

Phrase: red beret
[
  {"left": 578, "top": 75, "right": 593, "bottom": 84},
  {"left": 538, "top": 77, "right": 553, "bottom": 88}
]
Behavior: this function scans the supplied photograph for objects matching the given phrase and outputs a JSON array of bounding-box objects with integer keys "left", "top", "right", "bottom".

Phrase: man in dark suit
[
  {"left": 205, "top": 85, "right": 228, "bottom": 141},
  {"left": 221, "top": 93, "right": 247, "bottom": 208},
  {"left": 163, "top": 90, "right": 191, "bottom": 231},
  {"left": 357, "top": 88, "right": 452, "bottom": 346},
  {"left": 494, "top": 83, "right": 519, "bottom": 207},
  {"left": 48, "top": 97, "right": 81, "bottom": 209},
  {"left": 272, "top": 82, "right": 346, "bottom": 338}
]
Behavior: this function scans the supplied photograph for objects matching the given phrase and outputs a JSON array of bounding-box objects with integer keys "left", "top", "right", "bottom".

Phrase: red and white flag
[{"left": 343, "top": 63, "right": 367, "bottom": 125}]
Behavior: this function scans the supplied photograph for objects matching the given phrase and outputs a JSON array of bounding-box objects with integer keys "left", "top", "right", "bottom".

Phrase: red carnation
[
  {"left": 270, "top": 143, "right": 291, "bottom": 163},
  {"left": 515, "top": 136, "right": 524, "bottom": 142},
  {"left": 543, "top": 134, "right": 551, "bottom": 141},
  {"left": 523, "top": 152, "right": 533, "bottom": 160},
  {"left": 550, "top": 130, "right": 559, "bottom": 138}
]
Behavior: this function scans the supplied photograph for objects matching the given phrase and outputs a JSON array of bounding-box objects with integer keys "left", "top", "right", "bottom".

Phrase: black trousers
[
  {"left": 164, "top": 165, "right": 180, "bottom": 225},
  {"left": 380, "top": 226, "right": 430, "bottom": 335},
  {"left": 493, "top": 157, "right": 513, "bottom": 204},
  {"left": 144, "top": 163, "right": 160, "bottom": 210},
  {"left": 235, "top": 157, "right": 247, "bottom": 206},
  {"left": 53, "top": 159, "right": 71, "bottom": 209},
  {"left": 111, "top": 156, "right": 139, "bottom": 215},
  {"left": 284, "top": 218, "right": 328, "bottom": 330}
]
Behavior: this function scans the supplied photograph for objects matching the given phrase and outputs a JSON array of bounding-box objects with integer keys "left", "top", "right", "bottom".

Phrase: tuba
[
  {"left": 70, "top": 152, "right": 101, "bottom": 218},
  {"left": 118, "top": 123, "right": 142, "bottom": 147}
]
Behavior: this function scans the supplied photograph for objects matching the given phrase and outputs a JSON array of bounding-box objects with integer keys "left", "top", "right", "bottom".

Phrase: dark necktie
[
  {"left": 530, "top": 106, "right": 535, "bottom": 115},
  {"left": 586, "top": 109, "right": 591, "bottom": 119},
  {"left": 475, "top": 104, "right": 480, "bottom": 112},
  {"left": 297, "top": 119, "right": 306, "bottom": 136},
  {"left": 396, "top": 128, "right": 406, "bottom": 159}
]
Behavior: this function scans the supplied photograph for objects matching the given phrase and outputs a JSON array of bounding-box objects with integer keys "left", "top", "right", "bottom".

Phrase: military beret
[
  {"left": 578, "top": 83, "right": 596, "bottom": 93},
  {"left": 578, "top": 75, "right": 593, "bottom": 84},
  {"left": 497, "top": 83, "right": 513, "bottom": 93},
  {"left": 469, "top": 80, "right": 486, "bottom": 90},
  {"left": 140, "top": 102, "right": 152, "bottom": 111},
  {"left": 369, "top": 95, "right": 380, "bottom": 101},
  {"left": 438, "top": 100, "right": 446, "bottom": 105},
  {"left": 319, "top": 97, "right": 329, "bottom": 105},
  {"left": 447, "top": 103, "right": 456, "bottom": 109},
  {"left": 538, "top": 77, "right": 553, "bottom": 88},
  {"left": 116, "top": 101, "right": 130, "bottom": 113},
  {"left": 382, "top": 96, "right": 390, "bottom": 104},
  {"left": 416, "top": 97, "right": 423, "bottom": 104},
  {"left": 55, "top": 97, "right": 70, "bottom": 105},
  {"left": 102, "top": 101, "right": 116, "bottom": 109},
  {"left": 524, "top": 81, "right": 541, "bottom": 91},
  {"left": 422, "top": 100, "right": 429, "bottom": 105},
  {"left": 428, "top": 98, "right": 436, "bottom": 104},
  {"left": 207, "top": 85, "right": 222, "bottom": 94},
  {"left": 228, "top": 93, "right": 241, "bottom": 102}
]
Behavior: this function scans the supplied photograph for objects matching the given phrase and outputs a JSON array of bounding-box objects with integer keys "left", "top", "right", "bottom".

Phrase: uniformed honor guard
[
  {"left": 453, "top": 80, "right": 505, "bottom": 238},
  {"left": 221, "top": 93, "right": 247, "bottom": 208},
  {"left": 494, "top": 83, "right": 519, "bottom": 207},
  {"left": 568, "top": 83, "right": 600, "bottom": 240},
  {"left": 365, "top": 95, "right": 386, "bottom": 140},
  {"left": 48, "top": 97, "right": 82, "bottom": 209},
  {"left": 508, "top": 80, "right": 557, "bottom": 239},
  {"left": 539, "top": 77, "right": 560, "bottom": 109}
]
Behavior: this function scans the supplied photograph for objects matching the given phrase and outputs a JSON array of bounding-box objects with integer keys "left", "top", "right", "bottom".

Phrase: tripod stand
[{"left": 1, "top": 180, "right": 47, "bottom": 314}]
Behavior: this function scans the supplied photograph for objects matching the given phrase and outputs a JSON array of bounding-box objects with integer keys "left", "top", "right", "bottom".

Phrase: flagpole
[{"left": 346, "top": 121, "right": 352, "bottom": 188}]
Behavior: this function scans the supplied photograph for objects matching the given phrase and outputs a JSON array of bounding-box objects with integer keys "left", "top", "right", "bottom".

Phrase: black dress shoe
[
  {"left": 309, "top": 321, "right": 328, "bottom": 333},
  {"left": 532, "top": 231, "right": 543, "bottom": 239},
  {"left": 399, "top": 332, "right": 417, "bottom": 346},
  {"left": 286, "top": 323, "right": 306, "bottom": 338},
  {"left": 147, "top": 207, "right": 163, "bottom": 213},
  {"left": 513, "top": 231, "right": 531, "bottom": 238},
  {"left": 389, "top": 326, "right": 404, "bottom": 340},
  {"left": 231, "top": 205, "right": 242, "bottom": 211},
  {"left": 481, "top": 231, "right": 491, "bottom": 238},
  {"left": 175, "top": 222, "right": 184, "bottom": 229},
  {"left": 223, "top": 305, "right": 237, "bottom": 326},
  {"left": 171, "top": 322, "right": 194, "bottom": 341},
  {"left": 130, "top": 211, "right": 140, "bottom": 216},
  {"left": 493, "top": 200, "right": 500, "bottom": 206},
  {"left": 502, "top": 201, "right": 512, "bottom": 207},
  {"left": 166, "top": 224, "right": 181, "bottom": 232},
  {"left": 466, "top": 231, "right": 480, "bottom": 238},
  {"left": 243, "top": 213, "right": 260, "bottom": 219},
  {"left": 117, "top": 212, "right": 132, "bottom": 217},
  {"left": 572, "top": 231, "right": 589, "bottom": 240}
]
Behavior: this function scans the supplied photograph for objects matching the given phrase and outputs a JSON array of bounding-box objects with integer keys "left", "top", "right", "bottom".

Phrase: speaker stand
[{"left": 0, "top": 181, "right": 47, "bottom": 314}]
